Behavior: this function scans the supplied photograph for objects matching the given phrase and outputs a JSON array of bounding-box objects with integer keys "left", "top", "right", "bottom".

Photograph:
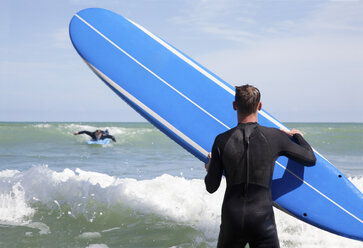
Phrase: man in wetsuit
[
  {"left": 205, "top": 85, "right": 316, "bottom": 248},
  {"left": 74, "top": 129, "right": 116, "bottom": 142}
]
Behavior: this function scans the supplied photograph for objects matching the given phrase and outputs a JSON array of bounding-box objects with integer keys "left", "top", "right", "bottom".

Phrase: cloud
[
  {"left": 300, "top": 1, "right": 363, "bottom": 34},
  {"left": 170, "top": 0, "right": 363, "bottom": 45},
  {"left": 170, "top": 0, "right": 258, "bottom": 43},
  {"left": 192, "top": 1, "right": 363, "bottom": 121},
  {"left": 199, "top": 25, "right": 256, "bottom": 43},
  {"left": 68, "top": 0, "right": 99, "bottom": 5},
  {"left": 329, "top": 0, "right": 360, "bottom": 2},
  {"left": 49, "top": 27, "right": 72, "bottom": 49}
]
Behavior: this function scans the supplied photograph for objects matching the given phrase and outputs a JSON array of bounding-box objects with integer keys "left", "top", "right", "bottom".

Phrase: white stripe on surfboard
[
  {"left": 276, "top": 161, "right": 363, "bottom": 224},
  {"left": 126, "top": 17, "right": 334, "bottom": 164},
  {"left": 125, "top": 18, "right": 286, "bottom": 130},
  {"left": 85, "top": 60, "right": 209, "bottom": 157},
  {"left": 75, "top": 13, "right": 360, "bottom": 224},
  {"left": 75, "top": 14, "right": 230, "bottom": 130},
  {"left": 126, "top": 18, "right": 236, "bottom": 95}
]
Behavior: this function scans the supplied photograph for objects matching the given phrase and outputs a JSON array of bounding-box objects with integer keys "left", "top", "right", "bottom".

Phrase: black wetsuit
[
  {"left": 78, "top": 131, "right": 116, "bottom": 142},
  {"left": 205, "top": 123, "right": 316, "bottom": 248}
]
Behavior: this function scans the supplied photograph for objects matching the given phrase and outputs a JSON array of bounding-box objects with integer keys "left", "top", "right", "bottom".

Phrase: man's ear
[
  {"left": 233, "top": 101, "right": 237, "bottom": 111},
  {"left": 258, "top": 102, "right": 262, "bottom": 111}
]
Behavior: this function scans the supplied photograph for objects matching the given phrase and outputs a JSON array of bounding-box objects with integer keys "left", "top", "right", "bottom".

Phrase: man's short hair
[{"left": 235, "top": 84, "right": 261, "bottom": 116}]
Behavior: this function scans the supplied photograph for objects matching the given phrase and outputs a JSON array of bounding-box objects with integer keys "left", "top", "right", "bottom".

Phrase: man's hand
[
  {"left": 205, "top": 153, "right": 212, "bottom": 172},
  {"left": 281, "top": 128, "right": 304, "bottom": 137},
  {"left": 73, "top": 132, "right": 79, "bottom": 135}
]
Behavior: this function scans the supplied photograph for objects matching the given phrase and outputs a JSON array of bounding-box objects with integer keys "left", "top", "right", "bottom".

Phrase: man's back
[
  {"left": 205, "top": 123, "right": 316, "bottom": 193},
  {"left": 205, "top": 123, "right": 316, "bottom": 248}
]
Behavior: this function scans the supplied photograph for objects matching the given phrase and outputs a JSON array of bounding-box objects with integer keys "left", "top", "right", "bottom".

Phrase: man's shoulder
[
  {"left": 213, "top": 127, "right": 240, "bottom": 147},
  {"left": 256, "top": 125, "right": 285, "bottom": 137},
  {"left": 257, "top": 125, "right": 278, "bottom": 132},
  {"left": 216, "top": 126, "right": 239, "bottom": 139},
  {"left": 257, "top": 125, "right": 292, "bottom": 143}
]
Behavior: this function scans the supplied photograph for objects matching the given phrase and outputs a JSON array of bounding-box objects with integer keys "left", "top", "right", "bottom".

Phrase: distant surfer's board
[
  {"left": 87, "top": 138, "right": 111, "bottom": 145},
  {"left": 69, "top": 8, "right": 363, "bottom": 241}
]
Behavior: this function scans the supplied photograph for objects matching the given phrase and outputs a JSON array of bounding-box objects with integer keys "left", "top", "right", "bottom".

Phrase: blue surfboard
[
  {"left": 87, "top": 138, "right": 111, "bottom": 145},
  {"left": 69, "top": 8, "right": 363, "bottom": 241}
]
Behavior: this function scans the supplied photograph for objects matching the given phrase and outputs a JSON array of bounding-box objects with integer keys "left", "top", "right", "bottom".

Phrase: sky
[{"left": 1, "top": 0, "right": 363, "bottom": 122}]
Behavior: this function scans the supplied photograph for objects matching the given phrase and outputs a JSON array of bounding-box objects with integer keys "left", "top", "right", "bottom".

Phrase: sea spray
[
  {"left": 0, "top": 181, "right": 34, "bottom": 223},
  {"left": 0, "top": 166, "right": 362, "bottom": 247}
]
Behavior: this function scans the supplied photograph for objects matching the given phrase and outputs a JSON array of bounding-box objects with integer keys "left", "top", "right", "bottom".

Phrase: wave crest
[{"left": 0, "top": 166, "right": 362, "bottom": 247}]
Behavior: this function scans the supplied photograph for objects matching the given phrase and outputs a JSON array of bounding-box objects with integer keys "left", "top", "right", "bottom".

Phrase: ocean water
[{"left": 0, "top": 122, "right": 362, "bottom": 248}]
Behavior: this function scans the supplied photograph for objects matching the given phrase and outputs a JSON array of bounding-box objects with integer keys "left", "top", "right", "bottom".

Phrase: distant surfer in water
[
  {"left": 74, "top": 129, "right": 116, "bottom": 142},
  {"left": 204, "top": 85, "right": 316, "bottom": 248}
]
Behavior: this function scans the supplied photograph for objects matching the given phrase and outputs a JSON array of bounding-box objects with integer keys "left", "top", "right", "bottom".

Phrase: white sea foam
[
  {"left": 85, "top": 244, "right": 109, "bottom": 248},
  {"left": 77, "top": 232, "right": 102, "bottom": 239},
  {"left": 0, "top": 166, "right": 362, "bottom": 247},
  {"left": 0, "top": 182, "right": 34, "bottom": 223},
  {"left": 33, "top": 123, "right": 51, "bottom": 129},
  {"left": 101, "top": 227, "right": 121, "bottom": 233},
  {"left": 25, "top": 222, "right": 51, "bottom": 235},
  {"left": 350, "top": 176, "right": 363, "bottom": 190},
  {"left": 0, "top": 169, "right": 20, "bottom": 178}
]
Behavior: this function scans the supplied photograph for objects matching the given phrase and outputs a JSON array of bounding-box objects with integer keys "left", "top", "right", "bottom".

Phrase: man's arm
[
  {"left": 103, "top": 134, "right": 116, "bottom": 142},
  {"left": 205, "top": 138, "right": 224, "bottom": 193},
  {"left": 74, "top": 131, "right": 94, "bottom": 138},
  {"left": 278, "top": 129, "right": 316, "bottom": 166}
]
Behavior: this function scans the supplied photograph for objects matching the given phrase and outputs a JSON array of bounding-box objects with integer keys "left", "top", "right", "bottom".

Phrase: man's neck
[{"left": 238, "top": 112, "right": 258, "bottom": 124}]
